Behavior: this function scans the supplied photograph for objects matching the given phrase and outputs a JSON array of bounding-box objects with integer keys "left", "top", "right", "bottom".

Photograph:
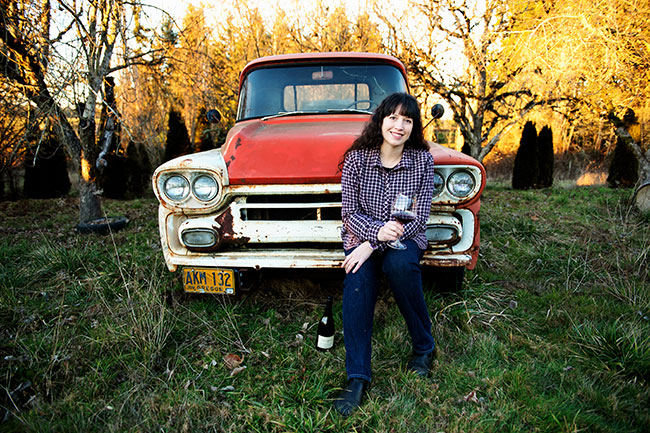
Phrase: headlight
[
  {"left": 192, "top": 175, "right": 219, "bottom": 201},
  {"left": 447, "top": 170, "right": 475, "bottom": 198},
  {"left": 432, "top": 171, "right": 445, "bottom": 198},
  {"left": 164, "top": 175, "right": 190, "bottom": 201}
]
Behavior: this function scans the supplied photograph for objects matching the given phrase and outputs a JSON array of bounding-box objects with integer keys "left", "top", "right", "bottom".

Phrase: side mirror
[
  {"left": 207, "top": 109, "right": 222, "bottom": 124},
  {"left": 423, "top": 103, "right": 445, "bottom": 131},
  {"left": 431, "top": 104, "right": 444, "bottom": 119}
]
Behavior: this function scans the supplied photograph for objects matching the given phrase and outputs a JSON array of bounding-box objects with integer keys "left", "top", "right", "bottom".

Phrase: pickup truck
[{"left": 152, "top": 52, "right": 486, "bottom": 295}]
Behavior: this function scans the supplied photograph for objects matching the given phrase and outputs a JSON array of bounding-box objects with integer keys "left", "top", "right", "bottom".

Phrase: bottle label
[{"left": 317, "top": 335, "right": 334, "bottom": 349}]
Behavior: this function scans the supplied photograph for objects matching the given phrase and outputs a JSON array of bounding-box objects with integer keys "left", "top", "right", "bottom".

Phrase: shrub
[
  {"left": 512, "top": 121, "right": 538, "bottom": 189},
  {"left": 97, "top": 153, "right": 127, "bottom": 199},
  {"left": 163, "top": 108, "right": 192, "bottom": 162},
  {"left": 23, "top": 133, "right": 71, "bottom": 198},
  {"left": 195, "top": 107, "right": 215, "bottom": 152},
  {"left": 537, "top": 125, "right": 554, "bottom": 188},
  {"left": 608, "top": 136, "right": 639, "bottom": 188},
  {"left": 98, "top": 141, "right": 153, "bottom": 199},
  {"left": 124, "top": 141, "right": 153, "bottom": 199}
]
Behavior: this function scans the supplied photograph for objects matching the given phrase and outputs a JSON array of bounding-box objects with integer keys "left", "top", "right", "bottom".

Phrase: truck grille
[{"left": 241, "top": 193, "right": 342, "bottom": 221}]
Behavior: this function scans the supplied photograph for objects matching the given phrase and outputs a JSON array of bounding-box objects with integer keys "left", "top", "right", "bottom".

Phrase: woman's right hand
[
  {"left": 377, "top": 221, "right": 404, "bottom": 242},
  {"left": 343, "top": 242, "right": 374, "bottom": 274}
]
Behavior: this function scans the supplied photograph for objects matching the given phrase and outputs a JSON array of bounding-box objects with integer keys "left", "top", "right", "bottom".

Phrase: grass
[{"left": 1, "top": 185, "right": 649, "bottom": 432}]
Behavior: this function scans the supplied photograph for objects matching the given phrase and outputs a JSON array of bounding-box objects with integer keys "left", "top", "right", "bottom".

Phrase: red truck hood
[
  {"left": 222, "top": 115, "right": 480, "bottom": 184},
  {"left": 222, "top": 115, "right": 363, "bottom": 184}
]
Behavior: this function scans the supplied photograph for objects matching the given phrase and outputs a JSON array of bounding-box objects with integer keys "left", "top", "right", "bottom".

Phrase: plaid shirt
[{"left": 341, "top": 147, "right": 435, "bottom": 251}]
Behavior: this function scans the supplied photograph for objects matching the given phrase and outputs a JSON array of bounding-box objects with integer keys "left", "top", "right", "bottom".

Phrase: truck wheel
[
  {"left": 423, "top": 266, "right": 465, "bottom": 293},
  {"left": 76, "top": 216, "right": 128, "bottom": 235}
]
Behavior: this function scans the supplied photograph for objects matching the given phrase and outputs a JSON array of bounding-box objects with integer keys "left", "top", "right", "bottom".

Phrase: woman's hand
[
  {"left": 377, "top": 221, "right": 404, "bottom": 242},
  {"left": 342, "top": 242, "right": 375, "bottom": 274}
]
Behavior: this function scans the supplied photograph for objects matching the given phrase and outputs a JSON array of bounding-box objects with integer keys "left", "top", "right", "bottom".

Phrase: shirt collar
[{"left": 370, "top": 147, "right": 415, "bottom": 170}]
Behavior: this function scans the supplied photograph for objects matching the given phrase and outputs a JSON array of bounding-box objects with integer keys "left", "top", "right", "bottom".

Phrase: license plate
[{"left": 182, "top": 267, "right": 236, "bottom": 295}]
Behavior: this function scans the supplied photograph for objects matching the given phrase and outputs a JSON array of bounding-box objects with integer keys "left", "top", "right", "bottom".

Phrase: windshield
[{"left": 237, "top": 63, "right": 408, "bottom": 121}]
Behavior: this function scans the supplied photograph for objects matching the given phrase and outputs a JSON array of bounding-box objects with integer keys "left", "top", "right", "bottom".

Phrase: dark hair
[{"left": 338, "top": 93, "right": 428, "bottom": 171}]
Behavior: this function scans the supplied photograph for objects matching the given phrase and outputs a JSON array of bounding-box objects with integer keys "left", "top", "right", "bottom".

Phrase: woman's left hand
[{"left": 342, "top": 242, "right": 374, "bottom": 274}]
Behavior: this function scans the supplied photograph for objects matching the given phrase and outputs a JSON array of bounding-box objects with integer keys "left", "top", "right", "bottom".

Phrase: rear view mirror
[{"left": 312, "top": 69, "right": 333, "bottom": 81}]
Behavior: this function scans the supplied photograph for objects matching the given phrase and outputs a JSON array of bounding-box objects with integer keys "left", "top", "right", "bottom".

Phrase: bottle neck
[{"left": 324, "top": 297, "right": 333, "bottom": 315}]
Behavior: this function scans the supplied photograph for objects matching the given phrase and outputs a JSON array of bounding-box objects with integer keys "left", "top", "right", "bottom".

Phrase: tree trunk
[
  {"left": 32, "top": 87, "right": 101, "bottom": 222},
  {"left": 78, "top": 117, "right": 103, "bottom": 223},
  {"left": 79, "top": 174, "right": 103, "bottom": 222}
]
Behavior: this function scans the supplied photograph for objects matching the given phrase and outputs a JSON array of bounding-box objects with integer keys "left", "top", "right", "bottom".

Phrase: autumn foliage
[{"left": 1, "top": 0, "right": 649, "bottom": 204}]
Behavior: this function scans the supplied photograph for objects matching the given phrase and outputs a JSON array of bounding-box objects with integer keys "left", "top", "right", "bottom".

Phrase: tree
[
  {"left": 537, "top": 126, "right": 554, "bottom": 188},
  {"left": 514, "top": 0, "right": 650, "bottom": 204},
  {"left": 376, "top": 0, "right": 566, "bottom": 162},
  {"left": 282, "top": 1, "right": 382, "bottom": 53},
  {"left": 170, "top": 5, "right": 221, "bottom": 145},
  {"left": 0, "top": 78, "right": 30, "bottom": 199},
  {"left": 163, "top": 108, "right": 192, "bottom": 162},
  {"left": 512, "top": 121, "right": 539, "bottom": 189},
  {"left": 121, "top": 0, "right": 387, "bottom": 152},
  {"left": 0, "top": 1, "right": 162, "bottom": 223}
]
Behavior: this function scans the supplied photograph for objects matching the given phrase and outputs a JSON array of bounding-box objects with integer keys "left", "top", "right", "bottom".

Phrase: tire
[
  {"left": 633, "top": 182, "right": 650, "bottom": 213},
  {"left": 423, "top": 266, "right": 465, "bottom": 293},
  {"left": 76, "top": 216, "right": 128, "bottom": 235}
]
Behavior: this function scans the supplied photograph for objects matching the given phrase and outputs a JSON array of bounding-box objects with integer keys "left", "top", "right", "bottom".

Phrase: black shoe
[
  {"left": 407, "top": 349, "right": 435, "bottom": 377},
  {"left": 333, "top": 378, "right": 368, "bottom": 416}
]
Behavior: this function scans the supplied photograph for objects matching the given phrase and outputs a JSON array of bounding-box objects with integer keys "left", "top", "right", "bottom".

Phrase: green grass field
[{"left": 1, "top": 185, "right": 649, "bottom": 432}]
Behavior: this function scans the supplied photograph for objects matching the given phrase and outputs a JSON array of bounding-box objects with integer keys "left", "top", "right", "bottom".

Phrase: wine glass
[{"left": 388, "top": 194, "right": 416, "bottom": 250}]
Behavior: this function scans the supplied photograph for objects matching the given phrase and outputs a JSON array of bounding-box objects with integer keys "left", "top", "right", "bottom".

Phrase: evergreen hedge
[
  {"left": 512, "top": 121, "right": 538, "bottom": 190},
  {"left": 23, "top": 133, "right": 71, "bottom": 198},
  {"left": 607, "top": 136, "right": 638, "bottom": 188},
  {"left": 537, "top": 125, "right": 554, "bottom": 188},
  {"left": 98, "top": 141, "right": 153, "bottom": 199},
  {"left": 163, "top": 109, "right": 192, "bottom": 162}
]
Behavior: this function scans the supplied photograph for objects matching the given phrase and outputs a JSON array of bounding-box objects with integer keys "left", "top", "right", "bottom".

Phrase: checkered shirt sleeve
[{"left": 341, "top": 147, "right": 435, "bottom": 251}]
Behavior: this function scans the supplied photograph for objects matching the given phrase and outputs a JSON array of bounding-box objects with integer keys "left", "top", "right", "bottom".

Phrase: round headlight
[
  {"left": 432, "top": 171, "right": 445, "bottom": 198},
  {"left": 447, "top": 170, "right": 475, "bottom": 198},
  {"left": 164, "top": 175, "right": 190, "bottom": 201},
  {"left": 192, "top": 175, "right": 218, "bottom": 201}
]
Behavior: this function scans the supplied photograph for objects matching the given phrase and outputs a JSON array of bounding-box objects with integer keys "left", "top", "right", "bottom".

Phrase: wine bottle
[{"left": 316, "top": 296, "right": 335, "bottom": 351}]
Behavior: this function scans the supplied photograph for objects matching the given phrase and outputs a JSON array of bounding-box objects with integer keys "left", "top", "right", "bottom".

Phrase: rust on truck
[{"left": 215, "top": 209, "right": 251, "bottom": 248}]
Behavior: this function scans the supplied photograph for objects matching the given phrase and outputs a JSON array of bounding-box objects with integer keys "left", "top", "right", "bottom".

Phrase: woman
[{"left": 333, "top": 93, "right": 436, "bottom": 416}]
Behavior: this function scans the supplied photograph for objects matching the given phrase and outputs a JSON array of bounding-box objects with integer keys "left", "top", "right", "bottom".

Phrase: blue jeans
[{"left": 342, "top": 240, "right": 435, "bottom": 382}]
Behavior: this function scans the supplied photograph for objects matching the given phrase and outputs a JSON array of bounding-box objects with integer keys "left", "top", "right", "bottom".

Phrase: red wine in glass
[
  {"left": 392, "top": 210, "right": 416, "bottom": 224},
  {"left": 388, "top": 194, "right": 416, "bottom": 250}
]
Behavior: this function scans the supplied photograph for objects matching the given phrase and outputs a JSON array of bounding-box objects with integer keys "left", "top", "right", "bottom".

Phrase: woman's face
[{"left": 381, "top": 109, "right": 413, "bottom": 150}]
